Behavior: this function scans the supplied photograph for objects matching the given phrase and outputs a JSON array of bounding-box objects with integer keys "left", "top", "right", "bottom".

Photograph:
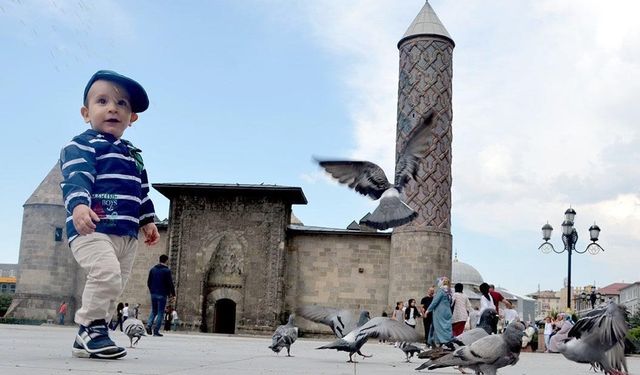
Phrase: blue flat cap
[{"left": 84, "top": 70, "right": 149, "bottom": 113}]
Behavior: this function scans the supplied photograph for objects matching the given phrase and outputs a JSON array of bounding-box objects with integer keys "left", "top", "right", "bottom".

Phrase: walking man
[{"left": 146, "top": 255, "right": 175, "bottom": 337}]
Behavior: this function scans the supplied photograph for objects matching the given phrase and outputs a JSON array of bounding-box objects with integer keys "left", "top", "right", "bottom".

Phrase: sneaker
[
  {"left": 74, "top": 320, "right": 127, "bottom": 359},
  {"left": 153, "top": 332, "right": 163, "bottom": 337},
  {"left": 145, "top": 326, "right": 152, "bottom": 335}
]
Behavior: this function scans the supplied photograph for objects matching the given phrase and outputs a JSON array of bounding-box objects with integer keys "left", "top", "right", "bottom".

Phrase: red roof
[{"left": 597, "top": 283, "right": 631, "bottom": 296}]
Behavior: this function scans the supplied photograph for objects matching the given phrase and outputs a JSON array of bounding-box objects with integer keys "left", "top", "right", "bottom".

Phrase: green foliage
[
  {"left": 628, "top": 310, "right": 640, "bottom": 329},
  {"left": 0, "top": 294, "right": 12, "bottom": 317},
  {"left": 628, "top": 327, "right": 640, "bottom": 354}
]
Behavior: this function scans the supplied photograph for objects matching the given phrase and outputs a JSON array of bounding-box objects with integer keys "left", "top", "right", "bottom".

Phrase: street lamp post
[
  {"left": 538, "top": 208, "right": 605, "bottom": 309},
  {"left": 580, "top": 288, "right": 604, "bottom": 311}
]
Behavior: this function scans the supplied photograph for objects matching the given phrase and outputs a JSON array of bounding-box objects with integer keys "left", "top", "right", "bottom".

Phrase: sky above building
[{"left": 1, "top": 0, "right": 638, "bottom": 297}]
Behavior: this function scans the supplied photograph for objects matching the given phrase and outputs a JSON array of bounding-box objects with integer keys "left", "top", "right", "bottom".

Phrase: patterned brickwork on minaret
[{"left": 395, "top": 37, "right": 453, "bottom": 233}]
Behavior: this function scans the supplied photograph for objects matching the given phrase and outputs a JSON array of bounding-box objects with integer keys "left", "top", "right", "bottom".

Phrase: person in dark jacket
[{"left": 146, "top": 254, "right": 175, "bottom": 336}]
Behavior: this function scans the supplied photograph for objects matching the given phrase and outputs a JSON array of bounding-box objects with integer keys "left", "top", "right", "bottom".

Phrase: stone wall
[
  {"left": 388, "top": 231, "right": 451, "bottom": 306},
  {"left": 166, "top": 193, "right": 290, "bottom": 333},
  {"left": 284, "top": 230, "right": 392, "bottom": 335}
]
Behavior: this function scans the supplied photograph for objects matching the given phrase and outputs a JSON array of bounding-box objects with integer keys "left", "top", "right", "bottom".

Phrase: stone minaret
[
  {"left": 389, "top": 1, "right": 454, "bottom": 304},
  {"left": 6, "top": 164, "right": 78, "bottom": 321}
]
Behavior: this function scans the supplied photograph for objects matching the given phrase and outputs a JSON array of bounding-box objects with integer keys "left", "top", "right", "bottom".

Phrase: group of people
[
  {"left": 388, "top": 278, "right": 518, "bottom": 349},
  {"left": 543, "top": 312, "right": 574, "bottom": 352},
  {"left": 111, "top": 302, "right": 140, "bottom": 331}
]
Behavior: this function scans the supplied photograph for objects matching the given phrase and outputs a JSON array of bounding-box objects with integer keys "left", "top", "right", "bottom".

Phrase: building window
[
  {"left": 55, "top": 227, "right": 63, "bottom": 242},
  {"left": 9, "top": 270, "right": 15, "bottom": 277}
]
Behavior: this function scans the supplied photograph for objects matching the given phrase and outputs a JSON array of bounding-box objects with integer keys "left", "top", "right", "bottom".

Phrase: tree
[
  {"left": 0, "top": 294, "right": 12, "bottom": 317},
  {"left": 629, "top": 310, "right": 640, "bottom": 329}
]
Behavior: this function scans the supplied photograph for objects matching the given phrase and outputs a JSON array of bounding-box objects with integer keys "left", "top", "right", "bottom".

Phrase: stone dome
[{"left": 451, "top": 259, "right": 484, "bottom": 286}]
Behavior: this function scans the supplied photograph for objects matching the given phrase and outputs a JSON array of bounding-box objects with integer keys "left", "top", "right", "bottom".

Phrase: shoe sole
[{"left": 72, "top": 347, "right": 127, "bottom": 359}]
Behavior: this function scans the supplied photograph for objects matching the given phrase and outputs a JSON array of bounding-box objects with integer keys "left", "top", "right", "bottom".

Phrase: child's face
[{"left": 81, "top": 80, "right": 138, "bottom": 138}]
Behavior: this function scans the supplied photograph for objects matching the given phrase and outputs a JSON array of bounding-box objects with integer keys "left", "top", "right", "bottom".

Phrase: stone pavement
[{"left": 0, "top": 324, "right": 638, "bottom": 375}]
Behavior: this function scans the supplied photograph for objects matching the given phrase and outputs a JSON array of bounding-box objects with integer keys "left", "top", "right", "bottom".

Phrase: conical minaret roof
[
  {"left": 398, "top": 1, "right": 454, "bottom": 47},
  {"left": 24, "top": 163, "right": 64, "bottom": 206}
]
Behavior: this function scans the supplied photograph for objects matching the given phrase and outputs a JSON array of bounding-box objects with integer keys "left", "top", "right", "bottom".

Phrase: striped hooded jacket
[{"left": 59, "top": 129, "right": 156, "bottom": 243}]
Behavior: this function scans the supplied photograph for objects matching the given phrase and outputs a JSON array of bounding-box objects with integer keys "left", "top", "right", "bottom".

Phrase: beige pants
[{"left": 71, "top": 233, "right": 138, "bottom": 327}]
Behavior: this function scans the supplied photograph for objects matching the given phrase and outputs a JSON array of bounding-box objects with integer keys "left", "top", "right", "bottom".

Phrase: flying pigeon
[
  {"left": 418, "top": 308, "right": 497, "bottom": 361},
  {"left": 557, "top": 302, "right": 629, "bottom": 375},
  {"left": 297, "top": 306, "right": 419, "bottom": 362},
  {"left": 268, "top": 314, "right": 298, "bottom": 357},
  {"left": 122, "top": 318, "right": 146, "bottom": 348},
  {"left": 398, "top": 341, "right": 422, "bottom": 362},
  {"left": 316, "top": 110, "right": 435, "bottom": 230},
  {"left": 417, "top": 321, "right": 525, "bottom": 375}
]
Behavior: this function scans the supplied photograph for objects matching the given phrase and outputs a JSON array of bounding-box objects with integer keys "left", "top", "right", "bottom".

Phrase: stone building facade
[{"left": 8, "top": 2, "right": 456, "bottom": 336}]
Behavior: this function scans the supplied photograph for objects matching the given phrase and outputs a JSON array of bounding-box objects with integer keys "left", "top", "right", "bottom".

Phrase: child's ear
[
  {"left": 129, "top": 113, "right": 139, "bottom": 125},
  {"left": 80, "top": 106, "right": 90, "bottom": 123}
]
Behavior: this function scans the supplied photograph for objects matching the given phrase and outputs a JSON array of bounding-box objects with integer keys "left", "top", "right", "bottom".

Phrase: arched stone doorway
[
  {"left": 214, "top": 298, "right": 236, "bottom": 334},
  {"left": 203, "top": 288, "right": 244, "bottom": 333}
]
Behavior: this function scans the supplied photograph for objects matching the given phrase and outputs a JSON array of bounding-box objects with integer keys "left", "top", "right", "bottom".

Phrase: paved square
[{"left": 0, "top": 324, "right": 637, "bottom": 374}]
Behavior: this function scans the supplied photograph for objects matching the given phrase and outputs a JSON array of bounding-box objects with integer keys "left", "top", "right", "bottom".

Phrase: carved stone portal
[{"left": 202, "top": 234, "right": 245, "bottom": 333}]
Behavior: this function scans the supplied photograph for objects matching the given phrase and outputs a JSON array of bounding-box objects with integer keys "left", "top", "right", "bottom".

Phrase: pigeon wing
[
  {"left": 394, "top": 110, "right": 435, "bottom": 190},
  {"left": 353, "top": 317, "right": 419, "bottom": 342},
  {"left": 457, "top": 328, "right": 489, "bottom": 346},
  {"left": 568, "top": 303, "right": 628, "bottom": 350},
  {"left": 296, "top": 305, "right": 355, "bottom": 338},
  {"left": 456, "top": 334, "right": 508, "bottom": 364},
  {"left": 317, "top": 160, "right": 391, "bottom": 200}
]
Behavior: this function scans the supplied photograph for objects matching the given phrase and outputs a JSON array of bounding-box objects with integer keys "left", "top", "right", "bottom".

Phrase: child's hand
[
  {"left": 141, "top": 222, "right": 160, "bottom": 246},
  {"left": 72, "top": 205, "right": 100, "bottom": 235}
]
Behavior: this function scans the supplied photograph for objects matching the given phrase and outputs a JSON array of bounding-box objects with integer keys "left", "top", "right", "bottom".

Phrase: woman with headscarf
[{"left": 426, "top": 276, "right": 453, "bottom": 347}]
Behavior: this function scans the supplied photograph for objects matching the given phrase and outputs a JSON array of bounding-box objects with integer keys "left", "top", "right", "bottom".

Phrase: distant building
[
  {"left": 596, "top": 283, "right": 631, "bottom": 305},
  {"left": 620, "top": 282, "right": 640, "bottom": 316},
  {"left": 527, "top": 290, "right": 561, "bottom": 320},
  {"left": 0, "top": 264, "right": 18, "bottom": 294}
]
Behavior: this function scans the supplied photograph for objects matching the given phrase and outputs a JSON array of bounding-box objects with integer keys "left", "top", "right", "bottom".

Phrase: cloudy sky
[{"left": 1, "top": 0, "right": 638, "bottom": 297}]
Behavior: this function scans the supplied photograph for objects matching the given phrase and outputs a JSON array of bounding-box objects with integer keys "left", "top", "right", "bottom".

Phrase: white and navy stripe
[{"left": 59, "top": 129, "right": 156, "bottom": 241}]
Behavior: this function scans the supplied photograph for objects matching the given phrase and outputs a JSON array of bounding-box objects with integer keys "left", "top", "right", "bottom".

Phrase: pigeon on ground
[
  {"left": 268, "top": 314, "right": 298, "bottom": 357},
  {"left": 122, "top": 318, "right": 146, "bottom": 348},
  {"left": 418, "top": 308, "right": 497, "bottom": 361},
  {"left": 416, "top": 321, "right": 525, "bottom": 375},
  {"left": 398, "top": 342, "right": 422, "bottom": 362},
  {"left": 316, "top": 110, "right": 435, "bottom": 230},
  {"left": 297, "top": 306, "right": 419, "bottom": 362},
  {"left": 557, "top": 302, "right": 629, "bottom": 375}
]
